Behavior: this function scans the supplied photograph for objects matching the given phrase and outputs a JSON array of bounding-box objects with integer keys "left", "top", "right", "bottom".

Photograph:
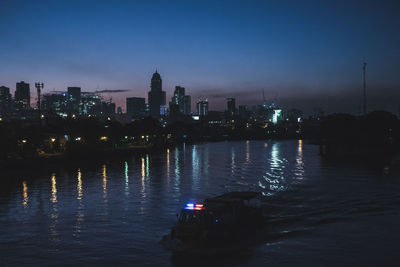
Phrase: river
[{"left": 1, "top": 140, "right": 399, "bottom": 266}]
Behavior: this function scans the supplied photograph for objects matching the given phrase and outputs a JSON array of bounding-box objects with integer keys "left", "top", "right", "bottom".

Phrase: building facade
[
  {"left": 67, "top": 87, "right": 81, "bottom": 114},
  {"left": 0, "top": 86, "right": 12, "bottom": 116},
  {"left": 226, "top": 98, "right": 236, "bottom": 116},
  {"left": 148, "top": 70, "right": 166, "bottom": 117},
  {"left": 184, "top": 95, "right": 191, "bottom": 115},
  {"left": 15, "top": 81, "right": 30, "bottom": 111},
  {"left": 169, "top": 86, "right": 191, "bottom": 116},
  {"left": 126, "top": 97, "right": 146, "bottom": 119},
  {"left": 196, "top": 100, "right": 208, "bottom": 116}
]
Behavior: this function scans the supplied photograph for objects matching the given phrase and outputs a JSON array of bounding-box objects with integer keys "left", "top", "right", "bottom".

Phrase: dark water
[{"left": 1, "top": 140, "right": 400, "bottom": 266}]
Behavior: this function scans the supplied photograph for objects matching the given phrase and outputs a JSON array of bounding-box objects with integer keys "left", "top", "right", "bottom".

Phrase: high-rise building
[
  {"left": 238, "top": 105, "right": 249, "bottom": 119},
  {"left": 41, "top": 92, "right": 67, "bottom": 116},
  {"left": 148, "top": 70, "right": 166, "bottom": 117},
  {"left": 15, "top": 81, "right": 30, "bottom": 111},
  {"left": 226, "top": 98, "right": 236, "bottom": 116},
  {"left": 184, "top": 95, "right": 191, "bottom": 115},
  {"left": 67, "top": 87, "right": 81, "bottom": 114},
  {"left": 81, "top": 92, "right": 101, "bottom": 116},
  {"left": 0, "top": 86, "right": 12, "bottom": 116},
  {"left": 170, "top": 86, "right": 185, "bottom": 113},
  {"left": 101, "top": 101, "right": 115, "bottom": 119},
  {"left": 197, "top": 100, "right": 208, "bottom": 116},
  {"left": 169, "top": 103, "right": 180, "bottom": 120},
  {"left": 126, "top": 97, "right": 146, "bottom": 119},
  {"left": 169, "top": 86, "right": 191, "bottom": 116}
]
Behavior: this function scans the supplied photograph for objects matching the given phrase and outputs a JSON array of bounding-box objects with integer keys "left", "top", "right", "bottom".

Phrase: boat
[{"left": 161, "top": 191, "right": 264, "bottom": 256}]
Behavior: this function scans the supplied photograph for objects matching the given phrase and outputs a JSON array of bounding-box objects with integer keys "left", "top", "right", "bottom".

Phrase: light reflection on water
[
  {"left": 22, "top": 181, "right": 28, "bottom": 206},
  {"left": 50, "top": 173, "right": 57, "bottom": 203},
  {"left": 2, "top": 140, "right": 399, "bottom": 266},
  {"left": 246, "top": 140, "right": 250, "bottom": 162},
  {"left": 140, "top": 157, "right": 145, "bottom": 197},
  {"left": 124, "top": 162, "right": 129, "bottom": 195},
  {"left": 231, "top": 146, "right": 236, "bottom": 175},
  {"left": 102, "top": 164, "right": 107, "bottom": 197},
  {"left": 77, "top": 168, "right": 83, "bottom": 200},
  {"left": 75, "top": 169, "right": 85, "bottom": 238},
  {"left": 261, "top": 142, "right": 289, "bottom": 196},
  {"left": 49, "top": 173, "right": 59, "bottom": 243},
  {"left": 173, "top": 147, "right": 181, "bottom": 194},
  {"left": 166, "top": 148, "right": 170, "bottom": 180},
  {"left": 294, "top": 139, "right": 305, "bottom": 180},
  {"left": 192, "top": 145, "right": 199, "bottom": 190}
]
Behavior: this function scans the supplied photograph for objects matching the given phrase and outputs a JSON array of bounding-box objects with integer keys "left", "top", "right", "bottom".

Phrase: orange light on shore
[{"left": 100, "top": 136, "right": 108, "bottom": 141}]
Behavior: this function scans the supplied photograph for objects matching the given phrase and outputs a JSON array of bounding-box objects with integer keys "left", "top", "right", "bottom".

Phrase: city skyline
[{"left": 0, "top": 0, "right": 399, "bottom": 114}]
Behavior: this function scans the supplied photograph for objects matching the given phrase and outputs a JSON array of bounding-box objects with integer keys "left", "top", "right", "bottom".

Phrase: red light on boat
[
  {"left": 185, "top": 203, "right": 205, "bottom": 210},
  {"left": 194, "top": 204, "right": 204, "bottom": 210}
]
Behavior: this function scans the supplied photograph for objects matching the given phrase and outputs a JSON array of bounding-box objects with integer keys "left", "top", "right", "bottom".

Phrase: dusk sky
[{"left": 1, "top": 0, "right": 399, "bottom": 114}]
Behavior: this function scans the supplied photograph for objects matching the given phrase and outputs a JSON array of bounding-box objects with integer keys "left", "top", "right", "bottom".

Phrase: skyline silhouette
[{"left": 0, "top": 0, "right": 399, "bottom": 114}]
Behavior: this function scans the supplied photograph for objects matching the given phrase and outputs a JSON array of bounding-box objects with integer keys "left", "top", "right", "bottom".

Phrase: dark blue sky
[{"left": 1, "top": 0, "right": 399, "bottom": 114}]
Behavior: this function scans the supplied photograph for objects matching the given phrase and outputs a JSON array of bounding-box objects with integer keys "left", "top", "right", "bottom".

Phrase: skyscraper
[
  {"left": 197, "top": 100, "right": 208, "bottom": 116},
  {"left": 170, "top": 86, "right": 185, "bottom": 113},
  {"left": 238, "top": 105, "right": 245, "bottom": 118},
  {"left": 126, "top": 97, "right": 146, "bottom": 119},
  {"left": 227, "top": 98, "right": 236, "bottom": 116},
  {"left": 148, "top": 70, "right": 166, "bottom": 117},
  {"left": 0, "top": 86, "right": 12, "bottom": 116},
  {"left": 41, "top": 92, "right": 67, "bottom": 115},
  {"left": 15, "top": 81, "right": 30, "bottom": 111},
  {"left": 169, "top": 86, "right": 191, "bottom": 115},
  {"left": 67, "top": 87, "right": 81, "bottom": 114},
  {"left": 184, "top": 95, "right": 191, "bottom": 115}
]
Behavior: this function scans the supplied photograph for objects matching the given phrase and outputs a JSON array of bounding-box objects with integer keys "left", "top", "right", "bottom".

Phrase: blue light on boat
[
  {"left": 185, "top": 203, "right": 204, "bottom": 210},
  {"left": 185, "top": 203, "right": 195, "bottom": 210}
]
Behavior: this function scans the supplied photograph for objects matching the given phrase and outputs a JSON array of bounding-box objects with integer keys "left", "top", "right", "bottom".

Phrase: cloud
[
  {"left": 189, "top": 85, "right": 400, "bottom": 116},
  {"left": 95, "top": 89, "right": 131, "bottom": 93}
]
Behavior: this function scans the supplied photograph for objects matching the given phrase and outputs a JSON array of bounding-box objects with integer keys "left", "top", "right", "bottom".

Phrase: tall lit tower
[
  {"left": 148, "top": 70, "right": 166, "bottom": 117},
  {"left": 35, "top": 82, "right": 44, "bottom": 117},
  {"left": 363, "top": 58, "right": 367, "bottom": 116}
]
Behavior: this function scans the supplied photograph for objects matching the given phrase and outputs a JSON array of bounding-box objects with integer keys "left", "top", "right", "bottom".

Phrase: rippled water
[{"left": 1, "top": 140, "right": 400, "bottom": 266}]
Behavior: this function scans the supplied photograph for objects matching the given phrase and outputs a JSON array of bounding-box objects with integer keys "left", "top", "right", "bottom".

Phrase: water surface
[{"left": 1, "top": 140, "right": 399, "bottom": 266}]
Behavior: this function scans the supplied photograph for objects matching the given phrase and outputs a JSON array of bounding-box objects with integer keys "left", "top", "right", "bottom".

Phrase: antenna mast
[
  {"left": 262, "top": 89, "right": 266, "bottom": 106},
  {"left": 35, "top": 82, "right": 44, "bottom": 119},
  {"left": 363, "top": 58, "right": 367, "bottom": 115}
]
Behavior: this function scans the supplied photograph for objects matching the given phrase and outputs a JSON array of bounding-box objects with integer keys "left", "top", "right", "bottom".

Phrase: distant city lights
[{"left": 273, "top": 109, "right": 282, "bottom": 124}]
